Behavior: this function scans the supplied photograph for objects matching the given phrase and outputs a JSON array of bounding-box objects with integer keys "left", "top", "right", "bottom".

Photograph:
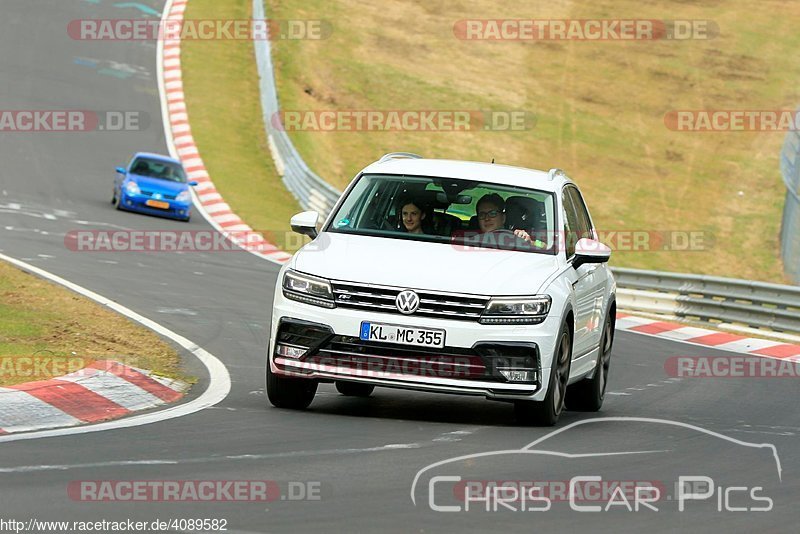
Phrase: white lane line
[
  {"left": 156, "top": 307, "right": 198, "bottom": 316},
  {"left": 0, "top": 252, "right": 231, "bottom": 443},
  {"left": 0, "top": 443, "right": 423, "bottom": 473}
]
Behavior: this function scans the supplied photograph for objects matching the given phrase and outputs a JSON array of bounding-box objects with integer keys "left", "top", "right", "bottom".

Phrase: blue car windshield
[{"left": 130, "top": 158, "right": 187, "bottom": 183}]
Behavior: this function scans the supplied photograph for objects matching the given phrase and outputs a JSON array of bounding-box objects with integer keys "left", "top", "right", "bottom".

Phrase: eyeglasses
[{"left": 477, "top": 209, "right": 500, "bottom": 220}]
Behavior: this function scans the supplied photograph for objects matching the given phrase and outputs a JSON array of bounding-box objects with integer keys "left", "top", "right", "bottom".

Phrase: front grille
[
  {"left": 140, "top": 190, "right": 177, "bottom": 200},
  {"left": 306, "top": 335, "right": 493, "bottom": 381},
  {"left": 331, "top": 280, "right": 489, "bottom": 321}
]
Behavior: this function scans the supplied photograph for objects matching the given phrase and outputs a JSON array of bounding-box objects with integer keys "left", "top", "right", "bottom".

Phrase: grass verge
[
  {"left": 0, "top": 260, "right": 192, "bottom": 387},
  {"left": 181, "top": 0, "right": 304, "bottom": 252}
]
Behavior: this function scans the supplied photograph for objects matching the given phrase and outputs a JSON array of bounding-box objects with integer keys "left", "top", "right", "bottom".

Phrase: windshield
[
  {"left": 129, "top": 158, "right": 187, "bottom": 183},
  {"left": 326, "top": 173, "right": 557, "bottom": 254}
]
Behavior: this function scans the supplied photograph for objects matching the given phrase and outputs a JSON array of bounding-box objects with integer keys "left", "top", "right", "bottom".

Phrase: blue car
[{"left": 113, "top": 153, "right": 197, "bottom": 222}]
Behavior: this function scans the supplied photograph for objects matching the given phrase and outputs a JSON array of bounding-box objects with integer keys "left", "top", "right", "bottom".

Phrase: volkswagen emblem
[{"left": 395, "top": 290, "right": 420, "bottom": 315}]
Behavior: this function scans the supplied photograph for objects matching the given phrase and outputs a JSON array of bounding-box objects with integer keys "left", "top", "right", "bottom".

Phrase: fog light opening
[
  {"left": 498, "top": 368, "right": 537, "bottom": 383},
  {"left": 276, "top": 343, "right": 307, "bottom": 359}
]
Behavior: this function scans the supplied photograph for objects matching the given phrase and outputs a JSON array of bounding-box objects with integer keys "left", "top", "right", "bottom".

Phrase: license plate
[
  {"left": 146, "top": 199, "right": 170, "bottom": 209},
  {"left": 359, "top": 321, "right": 445, "bottom": 348}
]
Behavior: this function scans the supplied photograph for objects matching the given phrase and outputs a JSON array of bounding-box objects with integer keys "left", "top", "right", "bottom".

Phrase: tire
[
  {"left": 266, "top": 359, "right": 317, "bottom": 410},
  {"left": 565, "top": 308, "right": 614, "bottom": 412},
  {"left": 335, "top": 381, "right": 375, "bottom": 397},
  {"left": 515, "top": 324, "right": 572, "bottom": 426},
  {"left": 114, "top": 190, "right": 123, "bottom": 210}
]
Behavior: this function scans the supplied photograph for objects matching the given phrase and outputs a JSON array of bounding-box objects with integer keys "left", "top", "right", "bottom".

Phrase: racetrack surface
[{"left": 0, "top": 2, "right": 798, "bottom": 532}]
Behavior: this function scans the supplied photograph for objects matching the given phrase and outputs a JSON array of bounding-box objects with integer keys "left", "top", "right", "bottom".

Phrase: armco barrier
[
  {"left": 780, "top": 114, "right": 800, "bottom": 283},
  {"left": 252, "top": 0, "right": 342, "bottom": 218},
  {"left": 613, "top": 267, "right": 800, "bottom": 335}
]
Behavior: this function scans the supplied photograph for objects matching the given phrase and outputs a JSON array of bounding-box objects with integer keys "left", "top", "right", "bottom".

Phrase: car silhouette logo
[
  {"left": 153, "top": 193, "right": 162, "bottom": 200},
  {"left": 395, "top": 290, "right": 420, "bottom": 314}
]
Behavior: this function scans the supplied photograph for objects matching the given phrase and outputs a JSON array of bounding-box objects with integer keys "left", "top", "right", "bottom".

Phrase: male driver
[
  {"left": 475, "top": 193, "right": 543, "bottom": 246},
  {"left": 476, "top": 193, "right": 506, "bottom": 233}
]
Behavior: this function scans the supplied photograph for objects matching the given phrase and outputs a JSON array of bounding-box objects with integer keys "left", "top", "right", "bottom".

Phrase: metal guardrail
[
  {"left": 252, "top": 1, "right": 799, "bottom": 334},
  {"left": 252, "top": 0, "right": 342, "bottom": 218},
  {"left": 780, "top": 114, "right": 800, "bottom": 284},
  {"left": 613, "top": 267, "right": 800, "bottom": 334}
]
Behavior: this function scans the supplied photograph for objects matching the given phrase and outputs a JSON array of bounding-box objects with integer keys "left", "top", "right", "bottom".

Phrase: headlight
[
  {"left": 125, "top": 181, "right": 140, "bottom": 196},
  {"left": 479, "top": 295, "right": 551, "bottom": 325},
  {"left": 282, "top": 270, "right": 335, "bottom": 309},
  {"left": 176, "top": 190, "right": 191, "bottom": 203}
]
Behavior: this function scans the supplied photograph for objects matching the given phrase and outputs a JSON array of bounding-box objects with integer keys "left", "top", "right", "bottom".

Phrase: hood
[
  {"left": 128, "top": 175, "right": 187, "bottom": 195},
  {"left": 293, "top": 232, "right": 561, "bottom": 296}
]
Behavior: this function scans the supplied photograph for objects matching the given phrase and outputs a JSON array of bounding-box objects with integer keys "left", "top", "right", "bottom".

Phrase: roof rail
[
  {"left": 548, "top": 168, "right": 567, "bottom": 180},
  {"left": 377, "top": 152, "right": 423, "bottom": 164}
]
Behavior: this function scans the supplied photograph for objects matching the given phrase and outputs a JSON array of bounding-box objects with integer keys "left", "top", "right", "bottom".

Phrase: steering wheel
[{"left": 485, "top": 228, "right": 535, "bottom": 247}]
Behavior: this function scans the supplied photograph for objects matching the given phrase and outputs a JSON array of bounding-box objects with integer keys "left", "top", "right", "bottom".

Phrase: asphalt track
[{"left": 0, "top": 2, "right": 798, "bottom": 532}]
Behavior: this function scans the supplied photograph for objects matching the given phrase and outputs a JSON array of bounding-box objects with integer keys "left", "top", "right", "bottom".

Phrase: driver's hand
[{"left": 513, "top": 229, "right": 532, "bottom": 242}]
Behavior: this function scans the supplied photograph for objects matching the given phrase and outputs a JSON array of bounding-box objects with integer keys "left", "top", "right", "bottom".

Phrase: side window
[
  {"left": 567, "top": 186, "right": 594, "bottom": 241},
  {"left": 562, "top": 189, "right": 580, "bottom": 258}
]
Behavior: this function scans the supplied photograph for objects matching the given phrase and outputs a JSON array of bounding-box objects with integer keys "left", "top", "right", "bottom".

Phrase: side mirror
[
  {"left": 290, "top": 210, "right": 320, "bottom": 239},
  {"left": 115, "top": 167, "right": 126, "bottom": 174},
  {"left": 188, "top": 180, "right": 198, "bottom": 186},
  {"left": 573, "top": 238, "right": 611, "bottom": 269}
]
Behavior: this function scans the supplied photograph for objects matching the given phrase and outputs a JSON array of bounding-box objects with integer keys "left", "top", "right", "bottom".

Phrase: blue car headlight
[
  {"left": 125, "top": 181, "right": 140, "bottom": 196},
  {"left": 176, "top": 190, "right": 191, "bottom": 203}
]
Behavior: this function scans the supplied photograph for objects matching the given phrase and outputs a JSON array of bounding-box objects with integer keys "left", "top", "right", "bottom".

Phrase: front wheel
[
  {"left": 566, "top": 308, "right": 614, "bottom": 412},
  {"left": 266, "top": 359, "right": 317, "bottom": 410},
  {"left": 515, "top": 324, "right": 572, "bottom": 426}
]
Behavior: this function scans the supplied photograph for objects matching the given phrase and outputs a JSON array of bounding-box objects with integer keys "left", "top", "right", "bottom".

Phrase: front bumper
[
  {"left": 120, "top": 193, "right": 192, "bottom": 219},
  {"left": 269, "top": 290, "right": 561, "bottom": 402}
]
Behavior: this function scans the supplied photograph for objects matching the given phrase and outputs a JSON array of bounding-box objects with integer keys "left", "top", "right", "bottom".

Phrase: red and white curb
[
  {"left": 616, "top": 313, "right": 800, "bottom": 361},
  {"left": 0, "top": 360, "right": 188, "bottom": 435},
  {"left": 159, "top": 0, "right": 291, "bottom": 264}
]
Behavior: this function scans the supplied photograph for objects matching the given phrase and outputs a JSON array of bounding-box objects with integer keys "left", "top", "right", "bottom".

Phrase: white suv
[{"left": 267, "top": 154, "right": 616, "bottom": 425}]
